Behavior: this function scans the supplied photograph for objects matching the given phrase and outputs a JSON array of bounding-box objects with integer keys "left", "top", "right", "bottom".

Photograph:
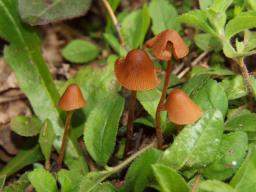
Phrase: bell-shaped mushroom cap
[
  {"left": 115, "top": 49, "right": 160, "bottom": 91},
  {"left": 145, "top": 29, "right": 189, "bottom": 61},
  {"left": 58, "top": 84, "right": 86, "bottom": 111},
  {"left": 165, "top": 89, "right": 202, "bottom": 125}
]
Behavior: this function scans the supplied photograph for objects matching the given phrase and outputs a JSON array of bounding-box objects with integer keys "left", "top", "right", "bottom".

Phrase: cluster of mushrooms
[{"left": 57, "top": 29, "right": 203, "bottom": 167}]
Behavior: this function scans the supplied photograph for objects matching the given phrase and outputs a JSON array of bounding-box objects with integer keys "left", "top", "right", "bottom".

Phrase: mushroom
[
  {"left": 57, "top": 83, "right": 86, "bottom": 168},
  {"left": 115, "top": 49, "right": 160, "bottom": 152},
  {"left": 145, "top": 29, "right": 189, "bottom": 149},
  {"left": 165, "top": 89, "right": 203, "bottom": 125}
]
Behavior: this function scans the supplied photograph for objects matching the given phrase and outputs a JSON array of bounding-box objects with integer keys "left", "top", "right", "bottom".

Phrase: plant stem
[
  {"left": 57, "top": 111, "right": 73, "bottom": 168},
  {"left": 155, "top": 59, "right": 172, "bottom": 149},
  {"left": 125, "top": 90, "right": 137, "bottom": 154},
  {"left": 191, "top": 174, "right": 201, "bottom": 192},
  {"left": 101, "top": 0, "right": 125, "bottom": 48},
  {"left": 104, "top": 141, "right": 155, "bottom": 174},
  {"left": 236, "top": 57, "right": 255, "bottom": 110}
]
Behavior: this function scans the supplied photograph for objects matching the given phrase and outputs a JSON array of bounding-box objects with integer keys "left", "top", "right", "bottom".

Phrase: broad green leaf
[
  {"left": 149, "top": 0, "right": 180, "bottom": 35},
  {"left": 203, "top": 132, "right": 248, "bottom": 180},
  {"left": 121, "top": 4, "right": 150, "bottom": 49},
  {"left": 84, "top": 94, "right": 124, "bottom": 165},
  {"left": 230, "top": 144, "right": 256, "bottom": 191},
  {"left": 68, "top": 55, "right": 119, "bottom": 115},
  {"left": 103, "top": 33, "right": 126, "bottom": 56},
  {"left": 199, "top": 0, "right": 213, "bottom": 9},
  {"left": 10, "top": 116, "right": 41, "bottom": 137},
  {"left": 206, "top": 10, "right": 227, "bottom": 35},
  {"left": 0, "top": 145, "right": 43, "bottom": 177},
  {"left": 183, "top": 74, "right": 211, "bottom": 96},
  {"left": 28, "top": 168, "right": 57, "bottom": 192},
  {"left": 191, "top": 66, "right": 234, "bottom": 77},
  {"left": 243, "top": 30, "right": 256, "bottom": 52},
  {"left": 247, "top": 0, "right": 256, "bottom": 11},
  {"left": 124, "top": 149, "right": 162, "bottom": 192},
  {"left": 160, "top": 110, "right": 224, "bottom": 170},
  {"left": 0, "top": 0, "right": 86, "bottom": 172},
  {"left": 57, "top": 169, "right": 83, "bottom": 192},
  {"left": 79, "top": 172, "right": 109, "bottom": 192},
  {"left": 220, "top": 75, "right": 256, "bottom": 100},
  {"left": 178, "top": 10, "right": 217, "bottom": 36},
  {"left": 18, "top": 0, "right": 92, "bottom": 25},
  {"left": 135, "top": 116, "right": 155, "bottom": 128},
  {"left": 137, "top": 89, "right": 167, "bottom": 130},
  {"left": 0, "top": 175, "right": 6, "bottom": 190},
  {"left": 225, "top": 12, "right": 256, "bottom": 39},
  {"left": 191, "top": 79, "right": 228, "bottom": 116},
  {"left": 92, "top": 183, "right": 117, "bottom": 192},
  {"left": 210, "top": 0, "right": 233, "bottom": 13},
  {"left": 62, "top": 40, "right": 100, "bottom": 64},
  {"left": 3, "top": 173, "right": 29, "bottom": 192},
  {"left": 39, "top": 119, "right": 55, "bottom": 161},
  {"left": 194, "top": 33, "right": 222, "bottom": 52},
  {"left": 153, "top": 164, "right": 189, "bottom": 192},
  {"left": 226, "top": 113, "right": 256, "bottom": 132},
  {"left": 199, "top": 180, "right": 236, "bottom": 192}
]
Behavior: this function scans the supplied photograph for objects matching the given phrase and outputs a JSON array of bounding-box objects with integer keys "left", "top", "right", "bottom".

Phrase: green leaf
[
  {"left": 39, "top": 119, "right": 55, "bottom": 161},
  {"left": 57, "top": 169, "right": 83, "bottom": 192},
  {"left": 178, "top": 10, "right": 217, "bottom": 36},
  {"left": 225, "top": 12, "right": 256, "bottom": 39},
  {"left": 10, "top": 116, "right": 41, "bottom": 137},
  {"left": 160, "top": 110, "right": 224, "bottom": 170},
  {"left": 62, "top": 40, "right": 100, "bottom": 64},
  {"left": 121, "top": 4, "right": 150, "bottom": 49},
  {"left": 124, "top": 149, "right": 162, "bottom": 192},
  {"left": 247, "top": 0, "right": 256, "bottom": 11},
  {"left": 84, "top": 94, "right": 124, "bottom": 165},
  {"left": 194, "top": 33, "right": 222, "bottom": 52},
  {"left": 91, "top": 183, "right": 117, "bottom": 192},
  {"left": 3, "top": 173, "right": 30, "bottom": 192},
  {"left": 221, "top": 75, "right": 246, "bottom": 100},
  {"left": 199, "top": 0, "right": 213, "bottom": 9},
  {"left": 226, "top": 113, "right": 256, "bottom": 132},
  {"left": 243, "top": 30, "right": 256, "bottom": 52},
  {"left": 191, "top": 66, "right": 234, "bottom": 77},
  {"left": 79, "top": 172, "right": 108, "bottom": 192},
  {"left": 191, "top": 79, "right": 228, "bottom": 116},
  {"left": 137, "top": 89, "right": 167, "bottom": 130},
  {"left": 18, "top": 0, "right": 92, "bottom": 25},
  {"left": 230, "top": 144, "right": 256, "bottom": 191},
  {"left": 103, "top": 33, "right": 126, "bottom": 56},
  {"left": 0, "top": 145, "right": 43, "bottom": 177},
  {"left": 28, "top": 168, "right": 57, "bottom": 192},
  {"left": 183, "top": 74, "right": 211, "bottom": 96},
  {"left": 199, "top": 180, "right": 236, "bottom": 192},
  {"left": 153, "top": 164, "right": 189, "bottom": 192},
  {"left": 203, "top": 132, "right": 248, "bottom": 180},
  {"left": 210, "top": 0, "right": 233, "bottom": 13},
  {"left": 149, "top": 0, "right": 180, "bottom": 35},
  {"left": 0, "top": 0, "right": 86, "bottom": 172}
]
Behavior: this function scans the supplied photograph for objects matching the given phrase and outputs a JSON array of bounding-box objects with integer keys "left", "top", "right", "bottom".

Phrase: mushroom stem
[
  {"left": 57, "top": 111, "right": 73, "bottom": 168},
  {"left": 125, "top": 90, "right": 137, "bottom": 154},
  {"left": 155, "top": 59, "right": 172, "bottom": 149}
]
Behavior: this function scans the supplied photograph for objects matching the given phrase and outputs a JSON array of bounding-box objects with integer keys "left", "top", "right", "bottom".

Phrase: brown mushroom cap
[
  {"left": 58, "top": 84, "right": 86, "bottom": 111},
  {"left": 165, "top": 89, "right": 203, "bottom": 125},
  {"left": 145, "top": 29, "right": 189, "bottom": 61},
  {"left": 115, "top": 49, "right": 160, "bottom": 91}
]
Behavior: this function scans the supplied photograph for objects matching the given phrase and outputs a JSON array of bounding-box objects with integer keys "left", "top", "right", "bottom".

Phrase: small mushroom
[
  {"left": 165, "top": 89, "right": 203, "bottom": 125},
  {"left": 57, "top": 83, "right": 86, "bottom": 168},
  {"left": 115, "top": 49, "right": 160, "bottom": 153},
  {"left": 145, "top": 29, "right": 189, "bottom": 149}
]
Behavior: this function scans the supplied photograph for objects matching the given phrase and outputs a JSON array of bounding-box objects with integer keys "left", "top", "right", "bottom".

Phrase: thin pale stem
[
  {"left": 191, "top": 174, "right": 201, "bottom": 192},
  {"left": 236, "top": 57, "right": 255, "bottom": 110},
  {"left": 125, "top": 90, "right": 137, "bottom": 154},
  {"left": 102, "top": 0, "right": 125, "bottom": 48},
  {"left": 57, "top": 111, "right": 73, "bottom": 168},
  {"left": 155, "top": 59, "right": 172, "bottom": 149}
]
